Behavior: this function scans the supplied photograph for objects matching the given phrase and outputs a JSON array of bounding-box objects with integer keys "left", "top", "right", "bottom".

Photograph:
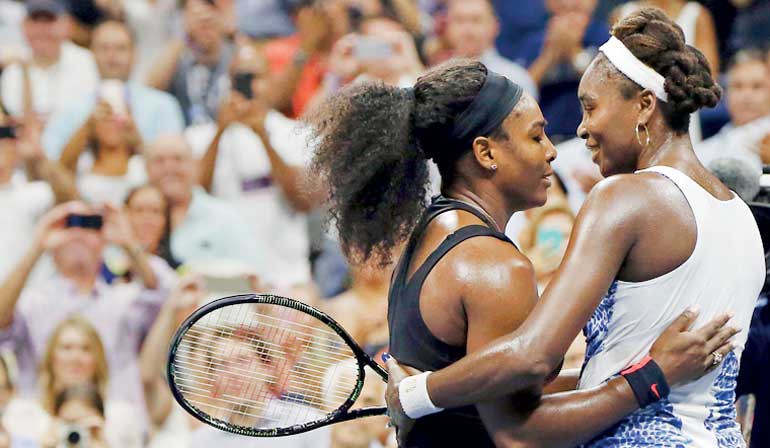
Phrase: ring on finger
[{"left": 711, "top": 351, "right": 723, "bottom": 366}]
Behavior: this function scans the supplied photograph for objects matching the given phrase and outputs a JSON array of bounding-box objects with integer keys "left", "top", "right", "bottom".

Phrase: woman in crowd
[
  {"left": 41, "top": 384, "right": 111, "bottom": 448},
  {"left": 58, "top": 100, "right": 145, "bottom": 204},
  {"left": 382, "top": 8, "right": 763, "bottom": 447},
  {"left": 3, "top": 317, "right": 142, "bottom": 448}
]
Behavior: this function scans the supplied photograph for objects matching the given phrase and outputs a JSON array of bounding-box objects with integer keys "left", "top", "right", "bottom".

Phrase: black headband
[{"left": 451, "top": 71, "right": 524, "bottom": 144}]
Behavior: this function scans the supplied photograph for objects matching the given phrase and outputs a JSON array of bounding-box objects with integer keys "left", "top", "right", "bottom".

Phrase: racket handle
[{"left": 337, "top": 406, "right": 388, "bottom": 423}]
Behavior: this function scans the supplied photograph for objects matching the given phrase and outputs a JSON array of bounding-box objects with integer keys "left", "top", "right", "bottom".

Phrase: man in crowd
[
  {"left": 146, "top": 0, "right": 234, "bottom": 125},
  {"left": 439, "top": 0, "right": 536, "bottom": 97},
  {"left": 42, "top": 20, "right": 184, "bottom": 160},
  {"left": 0, "top": 0, "right": 98, "bottom": 120},
  {"left": 144, "top": 133, "right": 267, "bottom": 276},
  {"left": 696, "top": 49, "right": 770, "bottom": 174},
  {"left": 0, "top": 200, "right": 175, "bottom": 412}
]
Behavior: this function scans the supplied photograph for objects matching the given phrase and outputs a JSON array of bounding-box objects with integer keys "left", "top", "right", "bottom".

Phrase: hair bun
[{"left": 662, "top": 45, "right": 721, "bottom": 116}]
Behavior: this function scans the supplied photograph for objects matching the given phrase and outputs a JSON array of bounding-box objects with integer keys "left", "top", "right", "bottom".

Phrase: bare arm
[
  {"left": 145, "top": 40, "right": 184, "bottom": 91},
  {"left": 58, "top": 119, "right": 92, "bottom": 173},
  {"left": 390, "top": 0, "right": 422, "bottom": 34},
  {"left": 0, "top": 240, "right": 43, "bottom": 329},
  {"left": 694, "top": 7, "right": 720, "bottom": 77},
  {"left": 427, "top": 178, "right": 643, "bottom": 408},
  {"left": 253, "top": 125, "right": 315, "bottom": 212},
  {"left": 197, "top": 96, "right": 236, "bottom": 192}
]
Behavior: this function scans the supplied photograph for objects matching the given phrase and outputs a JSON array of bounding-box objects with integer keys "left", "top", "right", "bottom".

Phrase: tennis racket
[{"left": 167, "top": 293, "right": 388, "bottom": 437}]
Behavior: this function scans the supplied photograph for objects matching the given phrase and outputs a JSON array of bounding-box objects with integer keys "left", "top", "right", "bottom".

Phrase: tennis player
[
  {"left": 381, "top": 8, "right": 765, "bottom": 447},
  {"left": 311, "top": 15, "right": 746, "bottom": 448}
]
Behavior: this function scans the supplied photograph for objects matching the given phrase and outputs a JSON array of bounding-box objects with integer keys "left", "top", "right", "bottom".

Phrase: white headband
[{"left": 599, "top": 36, "right": 668, "bottom": 102}]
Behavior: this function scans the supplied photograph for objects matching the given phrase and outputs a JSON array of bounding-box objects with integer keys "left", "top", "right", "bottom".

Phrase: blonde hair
[{"left": 38, "top": 316, "right": 109, "bottom": 413}]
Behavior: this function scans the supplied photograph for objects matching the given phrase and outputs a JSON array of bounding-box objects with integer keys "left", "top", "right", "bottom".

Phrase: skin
[
  {"left": 22, "top": 13, "right": 67, "bottom": 66},
  {"left": 726, "top": 60, "right": 770, "bottom": 127},
  {"left": 91, "top": 22, "right": 134, "bottom": 81},
  {"left": 125, "top": 186, "right": 168, "bottom": 255},
  {"left": 385, "top": 59, "right": 740, "bottom": 447},
  {"left": 51, "top": 327, "right": 99, "bottom": 390},
  {"left": 144, "top": 134, "right": 197, "bottom": 230},
  {"left": 445, "top": 0, "right": 499, "bottom": 59}
]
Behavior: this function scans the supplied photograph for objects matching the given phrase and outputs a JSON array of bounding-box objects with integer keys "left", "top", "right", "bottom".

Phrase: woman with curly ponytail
[{"left": 369, "top": 9, "right": 763, "bottom": 448}]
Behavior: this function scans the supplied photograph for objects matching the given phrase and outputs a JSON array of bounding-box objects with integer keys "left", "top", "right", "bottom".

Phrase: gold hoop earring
[{"left": 635, "top": 123, "right": 651, "bottom": 147}]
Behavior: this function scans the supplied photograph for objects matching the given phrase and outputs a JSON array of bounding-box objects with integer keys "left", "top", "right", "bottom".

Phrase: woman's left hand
[{"left": 102, "top": 202, "right": 138, "bottom": 249}]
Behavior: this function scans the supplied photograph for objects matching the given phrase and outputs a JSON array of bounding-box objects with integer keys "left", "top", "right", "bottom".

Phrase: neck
[
  {"left": 442, "top": 183, "right": 513, "bottom": 232},
  {"left": 637, "top": 130, "right": 695, "bottom": 171},
  {"left": 33, "top": 48, "right": 62, "bottom": 68},
  {"left": 195, "top": 42, "right": 222, "bottom": 66},
  {"left": 170, "top": 192, "right": 193, "bottom": 230},
  {"left": 63, "top": 271, "right": 98, "bottom": 294},
  {"left": 349, "top": 276, "right": 389, "bottom": 301},
  {"left": 92, "top": 147, "right": 131, "bottom": 175}
]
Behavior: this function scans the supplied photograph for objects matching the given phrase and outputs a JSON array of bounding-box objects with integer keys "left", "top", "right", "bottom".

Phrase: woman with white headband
[{"left": 384, "top": 8, "right": 765, "bottom": 447}]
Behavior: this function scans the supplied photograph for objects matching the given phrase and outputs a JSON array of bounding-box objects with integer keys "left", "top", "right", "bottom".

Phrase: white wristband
[{"left": 398, "top": 371, "right": 444, "bottom": 419}]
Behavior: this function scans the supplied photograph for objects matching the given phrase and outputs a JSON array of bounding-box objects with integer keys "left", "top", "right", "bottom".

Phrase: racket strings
[{"left": 171, "top": 302, "right": 363, "bottom": 430}]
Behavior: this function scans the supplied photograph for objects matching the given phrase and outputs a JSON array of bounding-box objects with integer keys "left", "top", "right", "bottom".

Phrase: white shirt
[
  {"left": 0, "top": 41, "right": 98, "bottom": 118},
  {"left": 695, "top": 116, "right": 770, "bottom": 176},
  {"left": 0, "top": 173, "right": 53, "bottom": 280},
  {"left": 185, "top": 111, "right": 312, "bottom": 287},
  {"left": 76, "top": 155, "right": 147, "bottom": 205},
  {"left": 579, "top": 166, "right": 765, "bottom": 447},
  {"left": 480, "top": 48, "right": 538, "bottom": 100}
]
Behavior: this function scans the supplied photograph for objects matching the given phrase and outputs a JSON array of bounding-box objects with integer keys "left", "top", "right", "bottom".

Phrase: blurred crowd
[{"left": 0, "top": 0, "right": 769, "bottom": 447}]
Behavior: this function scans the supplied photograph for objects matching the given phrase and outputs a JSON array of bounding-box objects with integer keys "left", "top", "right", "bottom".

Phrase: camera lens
[{"left": 67, "top": 430, "right": 81, "bottom": 444}]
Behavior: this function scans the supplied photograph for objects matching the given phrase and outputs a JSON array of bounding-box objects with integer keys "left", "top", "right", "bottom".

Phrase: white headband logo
[{"left": 599, "top": 36, "right": 668, "bottom": 102}]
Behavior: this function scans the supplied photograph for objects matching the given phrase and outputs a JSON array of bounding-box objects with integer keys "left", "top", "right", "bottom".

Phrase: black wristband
[{"left": 620, "top": 356, "right": 671, "bottom": 407}]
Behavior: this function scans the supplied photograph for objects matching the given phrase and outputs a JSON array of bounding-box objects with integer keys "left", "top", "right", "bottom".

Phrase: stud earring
[{"left": 490, "top": 164, "right": 498, "bottom": 171}]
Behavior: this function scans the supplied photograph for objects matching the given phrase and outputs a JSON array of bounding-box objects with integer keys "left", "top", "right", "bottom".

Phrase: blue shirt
[
  {"left": 42, "top": 81, "right": 185, "bottom": 160},
  {"left": 737, "top": 301, "right": 770, "bottom": 448},
  {"left": 172, "top": 187, "right": 268, "bottom": 276},
  {"left": 515, "top": 20, "right": 609, "bottom": 141}
]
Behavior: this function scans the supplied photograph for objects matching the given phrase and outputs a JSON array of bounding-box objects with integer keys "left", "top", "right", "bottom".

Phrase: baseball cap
[{"left": 26, "top": 0, "right": 66, "bottom": 17}]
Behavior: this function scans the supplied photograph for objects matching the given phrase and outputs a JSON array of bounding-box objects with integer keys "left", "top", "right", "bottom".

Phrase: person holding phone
[
  {"left": 190, "top": 43, "right": 319, "bottom": 289},
  {"left": 0, "top": 113, "right": 78, "bottom": 280},
  {"left": 0, "top": 201, "right": 176, "bottom": 430}
]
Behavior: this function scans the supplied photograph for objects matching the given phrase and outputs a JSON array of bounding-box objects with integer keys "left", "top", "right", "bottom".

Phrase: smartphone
[
  {"left": 232, "top": 72, "right": 255, "bottom": 99},
  {"left": 65, "top": 214, "right": 103, "bottom": 230},
  {"left": 203, "top": 275, "right": 253, "bottom": 294},
  {"left": 353, "top": 37, "right": 393, "bottom": 60},
  {"left": 0, "top": 125, "right": 16, "bottom": 139},
  {"left": 99, "top": 79, "right": 128, "bottom": 117}
]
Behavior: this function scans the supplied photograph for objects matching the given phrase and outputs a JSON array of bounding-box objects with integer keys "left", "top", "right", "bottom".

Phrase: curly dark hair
[
  {"left": 609, "top": 8, "right": 722, "bottom": 132},
  {"left": 309, "top": 60, "right": 505, "bottom": 262}
]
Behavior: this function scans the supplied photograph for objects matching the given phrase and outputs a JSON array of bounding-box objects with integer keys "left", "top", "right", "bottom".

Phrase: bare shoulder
[
  {"left": 441, "top": 235, "right": 536, "bottom": 297},
  {"left": 581, "top": 172, "right": 673, "bottom": 217}
]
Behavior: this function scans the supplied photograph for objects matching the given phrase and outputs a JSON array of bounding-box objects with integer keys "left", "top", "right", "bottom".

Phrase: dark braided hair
[
  {"left": 609, "top": 8, "right": 722, "bottom": 132},
  {"left": 310, "top": 60, "right": 507, "bottom": 262}
]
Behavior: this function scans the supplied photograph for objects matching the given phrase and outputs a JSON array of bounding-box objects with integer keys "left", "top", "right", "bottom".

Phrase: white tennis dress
[{"left": 579, "top": 166, "right": 765, "bottom": 447}]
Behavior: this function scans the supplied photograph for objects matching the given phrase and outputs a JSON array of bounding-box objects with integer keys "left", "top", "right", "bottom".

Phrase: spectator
[
  {"left": 427, "top": 0, "right": 536, "bottom": 97},
  {"left": 41, "top": 384, "right": 112, "bottom": 448},
  {"left": 323, "top": 256, "right": 391, "bottom": 352},
  {"left": 262, "top": 2, "right": 335, "bottom": 118},
  {"left": 611, "top": 1, "right": 720, "bottom": 75},
  {"left": 0, "top": 351, "right": 39, "bottom": 447},
  {"left": 65, "top": 0, "right": 125, "bottom": 48},
  {"left": 43, "top": 20, "right": 184, "bottom": 163},
  {"left": 122, "top": 0, "right": 179, "bottom": 83},
  {"left": 139, "top": 275, "right": 331, "bottom": 448},
  {"left": 0, "top": 115, "right": 78, "bottom": 280},
  {"left": 144, "top": 133, "right": 268, "bottom": 275},
  {"left": 0, "top": 0, "right": 98, "bottom": 120},
  {"left": 520, "top": 0, "right": 608, "bottom": 142},
  {"left": 234, "top": 0, "right": 295, "bottom": 39},
  {"left": 147, "top": 0, "right": 234, "bottom": 126},
  {"left": 696, "top": 49, "right": 770, "bottom": 174},
  {"left": 123, "top": 185, "right": 179, "bottom": 270},
  {"left": 728, "top": 0, "right": 770, "bottom": 57},
  {"left": 5, "top": 318, "right": 141, "bottom": 447},
  {"left": 0, "top": 201, "right": 175, "bottom": 419},
  {"left": 490, "top": 0, "right": 548, "bottom": 65},
  {"left": 0, "top": 0, "right": 27, "bottom": 70},
  {"left": 737, "top": 303, "right": 770, "bottom": 448},
  {"left": 191, "top": 44, "right": 315, "bottom": 288}
]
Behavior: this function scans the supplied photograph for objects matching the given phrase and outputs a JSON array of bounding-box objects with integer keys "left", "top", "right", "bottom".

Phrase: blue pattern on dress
[
  {"left": 582, "top": 281, "right": 618, "bottom": 373},
  {"left": 579, "top": 281, "right": 690, "bottom": 447},
  {"left": 704, "top": 352, "right": 745, "bottom": 447}
]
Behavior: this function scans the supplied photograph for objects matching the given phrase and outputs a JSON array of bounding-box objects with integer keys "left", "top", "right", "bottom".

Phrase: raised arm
[{"left": 197, "top": 96, "right": 237, "bottom": 192}]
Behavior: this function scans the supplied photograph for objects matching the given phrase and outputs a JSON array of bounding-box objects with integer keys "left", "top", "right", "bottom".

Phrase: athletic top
[
  {"left": 579, "top": 166, "right": 765, "bottom": 447},
  {"left": 388, "top": 196, "right": 515, "bottom": 448}
]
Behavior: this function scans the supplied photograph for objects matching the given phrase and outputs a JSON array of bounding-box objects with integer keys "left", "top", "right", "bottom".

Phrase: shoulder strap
[{"left": 407, "top": 225, "right": 513, "bottom": 289}]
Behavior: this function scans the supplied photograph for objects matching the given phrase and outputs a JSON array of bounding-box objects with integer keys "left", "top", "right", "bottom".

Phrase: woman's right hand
[{"left": 650, "top": 309, "right": 739, "bottom": 387}]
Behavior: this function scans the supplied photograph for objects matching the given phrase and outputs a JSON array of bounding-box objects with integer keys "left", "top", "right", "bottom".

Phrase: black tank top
[{"left": 387, "top": 196, "right": 516, "bottom": 448}]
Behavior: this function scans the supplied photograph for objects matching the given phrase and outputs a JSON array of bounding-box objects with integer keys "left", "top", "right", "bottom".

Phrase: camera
[{"left": 58, "top": 424, "right": 90, "bottom": 448}]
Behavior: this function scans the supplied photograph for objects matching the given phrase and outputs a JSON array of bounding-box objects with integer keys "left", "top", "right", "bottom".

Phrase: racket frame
[{"left": 167, "top": 293, "right": 389, "bottom": 437}]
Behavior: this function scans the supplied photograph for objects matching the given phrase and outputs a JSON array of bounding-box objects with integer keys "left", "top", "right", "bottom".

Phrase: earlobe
[
  {"left": 472, "top": 136, "right": 496, "bottom": 171},
  {"left": 638, "top": 90, "right": 656, "bottom": 124}
]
